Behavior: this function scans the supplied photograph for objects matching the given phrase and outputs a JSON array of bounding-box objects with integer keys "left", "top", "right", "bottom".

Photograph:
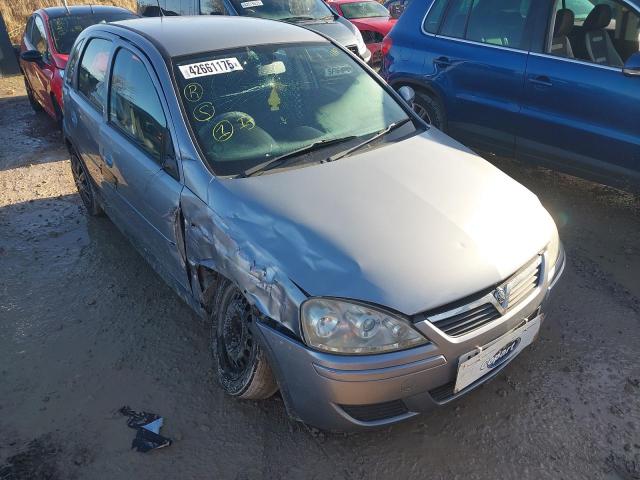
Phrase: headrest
[
  {"left": 583, "top": 4, "right": 613, "bottom": 30},
  {"left": 554, "top": 8, "right": 575, "bottom": 38}
]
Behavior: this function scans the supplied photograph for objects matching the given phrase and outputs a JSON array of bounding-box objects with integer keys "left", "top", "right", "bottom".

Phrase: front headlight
[
  {"left": 301, "top": 298, "right": 429, "bottom": 354},
  {"left": 547, "top": 229, "right": 560, "bottom": 269}
]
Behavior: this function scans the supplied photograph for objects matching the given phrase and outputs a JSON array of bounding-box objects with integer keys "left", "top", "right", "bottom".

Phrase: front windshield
[
  {"left": 49, "top": 12, "right": 137, "bottom": 54},
  {"left": 228, "top": 0, "right": 333, "bottom": 21},
  {"left": 340, "top": 1, "right": 389, "bottom": 19},
  {"left": 174, "top": 43, "right": 410, "bottom": 176}
]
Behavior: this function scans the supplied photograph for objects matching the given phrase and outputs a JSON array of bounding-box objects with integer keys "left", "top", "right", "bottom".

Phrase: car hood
[
  {"left": 300, "top": 17, "right": 359, "bottom": 47},
  {"left": 210, "top": 128, "right": 557, "bottom": 315},
  {"left": 350, "top": 16, "right": 396, "bottom": 34}
]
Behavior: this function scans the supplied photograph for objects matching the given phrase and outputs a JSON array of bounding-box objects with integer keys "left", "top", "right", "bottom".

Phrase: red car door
[{"left": 23, "top": 14, "right": 55, "bottom": 116}]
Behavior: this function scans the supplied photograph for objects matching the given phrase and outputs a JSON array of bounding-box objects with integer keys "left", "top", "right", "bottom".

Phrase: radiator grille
[{"left": 426, "top": 256, "right": 543, "bottom": 337}]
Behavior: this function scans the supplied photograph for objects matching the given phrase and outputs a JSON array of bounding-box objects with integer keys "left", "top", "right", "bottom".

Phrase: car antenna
[
  {"left": 156, "top": 0, "right": 165, "bottom": 18},
  {"left": 62, "top": 0, "right": 71, "bottom": 14},
  {"left": 89, "top": 4, "right": 94, "bottom": 14}
]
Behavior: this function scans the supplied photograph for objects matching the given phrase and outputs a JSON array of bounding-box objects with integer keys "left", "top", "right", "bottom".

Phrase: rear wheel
[
  {"left": 70, "top": 150, "right": 103, "bottom": 217},
  {"left": 52, "top": 96, "right": 63, "bottom": 130},
  {"left": 412, "top": 90, "right": 446, "bottom": 131},
  {"left": 210, "top": 280, "right": 278, "bottom": 400},
  {"left": 24, "top": 78, "right": 42, "bottom": 113}
]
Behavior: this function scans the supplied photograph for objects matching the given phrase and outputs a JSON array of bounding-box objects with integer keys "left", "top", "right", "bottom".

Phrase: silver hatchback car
[{"left": 63, "top": 16, "right": 565, "bottom": 431}]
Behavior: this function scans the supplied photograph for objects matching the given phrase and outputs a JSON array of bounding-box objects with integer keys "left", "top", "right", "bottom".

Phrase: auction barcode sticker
[
  {"left": 241, "top": 0, "right": 263, "bottom": 6},
  {"left": 179, "top": 58, "right": 243, "bottom": 79}
]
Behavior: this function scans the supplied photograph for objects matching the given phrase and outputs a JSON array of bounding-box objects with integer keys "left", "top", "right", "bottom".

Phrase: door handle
[
  {"left": 529, "top": 75, "right": 552, "bottom": 87},
  {"left": 434, "top": 56, "right": 452, "bottom": 67}
]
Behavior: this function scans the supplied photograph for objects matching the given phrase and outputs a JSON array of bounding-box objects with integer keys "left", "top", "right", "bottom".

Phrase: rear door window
[
  {"left": 109, "top": 48, "right": 167, "bottom": 163},
  {"left": 77, "top": 38, "right": 112, "bottom": 112}
]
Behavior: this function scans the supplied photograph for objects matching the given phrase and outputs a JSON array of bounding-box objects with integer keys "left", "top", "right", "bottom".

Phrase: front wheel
[
  {"left": 412, "top": 90, "right": 446, "bottom": 131},
  {"left": 210, "top": 280, "right": 278, "bottom": 400}
]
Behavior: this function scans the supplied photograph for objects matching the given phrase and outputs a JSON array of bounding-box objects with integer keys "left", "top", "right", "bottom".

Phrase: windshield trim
[
  {"left": 169, "top": 40, "right": 425, "bottom": 179},
  {"left": 227, "top": 0, "right": 335, "bottom": 21}
]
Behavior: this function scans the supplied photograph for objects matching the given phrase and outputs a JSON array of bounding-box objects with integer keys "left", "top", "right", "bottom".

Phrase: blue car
[{"left": 381, "top": 0, "right": 640, "bottom": 191}]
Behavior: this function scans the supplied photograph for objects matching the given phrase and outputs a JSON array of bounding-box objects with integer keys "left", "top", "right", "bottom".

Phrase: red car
[
  {"left": 327, "top": 0, "right": 396, "bottom": 65},
  {"left": 19, "top": 5, "right": 136, "bottom": 127}
]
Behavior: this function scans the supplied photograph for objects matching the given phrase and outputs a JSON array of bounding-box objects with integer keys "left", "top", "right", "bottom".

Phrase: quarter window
[
  {"left": 423, "top": 0, "right": 448, "bottom": 33},
  {"left": 438, "top": 0, "right": 533, "bottom": 50},
  {"left": 109, "top": 49, "right": 167, "bottom": 163},
  {"left": 439, "top": 0, "right": 473, "bottom": 38},
  {"left": 78, "top": 38, "right": 112, "bottom": 112},
  {"left": 65, "top": 39, "right": 84, "bottom": 86}
]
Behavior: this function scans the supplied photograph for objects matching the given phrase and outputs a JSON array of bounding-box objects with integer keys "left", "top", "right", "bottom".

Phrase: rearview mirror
[
  {"left": 623, "top": 52, "right": 640, "bottom": 77},
  {"left": 20, "top": 49, "right": 43, "bottom": 64},
  {"left": 398, "top": 86, "right": 415, "bottom": 106}
]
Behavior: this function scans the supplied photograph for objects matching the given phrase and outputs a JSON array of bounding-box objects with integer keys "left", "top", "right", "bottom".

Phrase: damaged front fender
[{"left": 180, "top": 186, "right": 307, "bottom": 337}]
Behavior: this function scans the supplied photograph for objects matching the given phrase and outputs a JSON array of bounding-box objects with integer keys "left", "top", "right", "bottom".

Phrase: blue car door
[
  {"left": 424, "top": 0, "right": 536, "bottom": 157},
  {"left": 99, "top": 43, "right": 189, "bottom": 292},
  {"left": 518, "top": 0, "right": 640, "bottom": 189}
]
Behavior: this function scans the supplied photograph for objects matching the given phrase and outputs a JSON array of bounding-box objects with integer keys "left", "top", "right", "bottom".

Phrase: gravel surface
[{"left": 1, "top": 75, "right": 639, "bottom": 480}]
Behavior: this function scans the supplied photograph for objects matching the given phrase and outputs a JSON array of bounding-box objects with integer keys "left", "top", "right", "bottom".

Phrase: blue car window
[
  {"left": 465, "top": 0, "right": 533, "bottom": 49},
  {"left": 78, "top": 38, "right": 112, "bottom": 112},
  {"left": 439, "top": 0, "right": 473, "bottom": 38},
  {"left": 423, "top": 0, "right": 448, "bottom": 33},
  {"left": 109, "top": 49, "right": 167, "bottom": 163}
]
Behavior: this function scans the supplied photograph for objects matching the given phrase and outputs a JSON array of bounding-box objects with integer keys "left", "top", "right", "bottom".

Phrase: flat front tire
[{"left": 210, "top": 280, "right": 278, "bottom": 400}]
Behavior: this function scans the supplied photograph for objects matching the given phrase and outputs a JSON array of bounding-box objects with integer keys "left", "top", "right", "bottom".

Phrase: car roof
[
  {"left": 40, "top": 5, "right": 134, "bottom": 20},
  {"left": 108, "top": 16, "right": 326, "bottom": 58}
]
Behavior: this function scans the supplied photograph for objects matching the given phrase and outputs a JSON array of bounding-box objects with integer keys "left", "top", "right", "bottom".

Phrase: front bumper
[{"left": 258, "top": 247, "right": 566, "bottom": 431}]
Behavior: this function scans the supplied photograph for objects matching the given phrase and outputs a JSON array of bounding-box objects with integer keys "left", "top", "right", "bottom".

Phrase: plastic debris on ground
[{"left": 119, "top": 406, "right": 172, "bottom": 453}]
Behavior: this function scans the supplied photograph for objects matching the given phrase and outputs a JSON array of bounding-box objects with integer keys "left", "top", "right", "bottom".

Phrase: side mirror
[
  {"left": 20, "top": 49, "right": 43, "bottom": 64},
  {"left": 398, "top": 85, "right": 415, "bottom": 106},
  {"left": 623, "top": 52, "right": 640, "bottom": 77},
  {"left": 160, "top": 129, "right": 180, "bottom": 180}
]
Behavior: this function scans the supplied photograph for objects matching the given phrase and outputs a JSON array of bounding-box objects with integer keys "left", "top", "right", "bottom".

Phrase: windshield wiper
[
  {"left": 239, "top": 136, "right": 357, "bottom": 178},
  {"left": 278, "top": 15, "right": 316, "bottom": 22},
  {"left": 326, "top": 118, "right": 412, "bottom": 163}
]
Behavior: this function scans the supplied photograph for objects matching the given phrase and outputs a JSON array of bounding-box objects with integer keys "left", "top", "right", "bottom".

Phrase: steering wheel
[{"left": 197, "top": 111, "right": 276, "bottom": 161}]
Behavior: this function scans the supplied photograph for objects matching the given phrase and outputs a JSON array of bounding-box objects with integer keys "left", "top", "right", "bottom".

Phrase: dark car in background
[
  {"left": 137, "top": 0, "right": 371, "bottom": 63},
  {"left": 381, "top": 0, "right": 640, "bottom": 192},
  {"left": 18, "top": 6, "right": 136, "bottom": 126}
]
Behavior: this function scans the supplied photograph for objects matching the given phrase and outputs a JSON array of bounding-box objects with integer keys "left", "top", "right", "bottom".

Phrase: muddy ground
[{"left": 0, "top": 75, "right": 639, "bottom": 480}]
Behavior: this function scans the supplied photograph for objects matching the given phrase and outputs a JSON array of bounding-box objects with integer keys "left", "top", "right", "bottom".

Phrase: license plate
[{"left": 454, "top": 315, "right": 542, "bottom": 394}]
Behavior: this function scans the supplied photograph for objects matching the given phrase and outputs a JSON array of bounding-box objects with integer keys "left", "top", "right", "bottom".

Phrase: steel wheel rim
[
  {"left": 413, "top": 103, "right": 432, "bottom": 125},
  {"left": 71, "top": 155, "right": 92, "bottom": 208},
  {"left": 218, "top": 290, "right": 254, "bottom": 378}
]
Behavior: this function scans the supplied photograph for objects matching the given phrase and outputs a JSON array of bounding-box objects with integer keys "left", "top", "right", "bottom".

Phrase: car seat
[
  {"left": 583, "top": 4, "right": 623, "bottom": 66},
  {"left": 550, "top": 8, "right": 575, "bottom": 58}
]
